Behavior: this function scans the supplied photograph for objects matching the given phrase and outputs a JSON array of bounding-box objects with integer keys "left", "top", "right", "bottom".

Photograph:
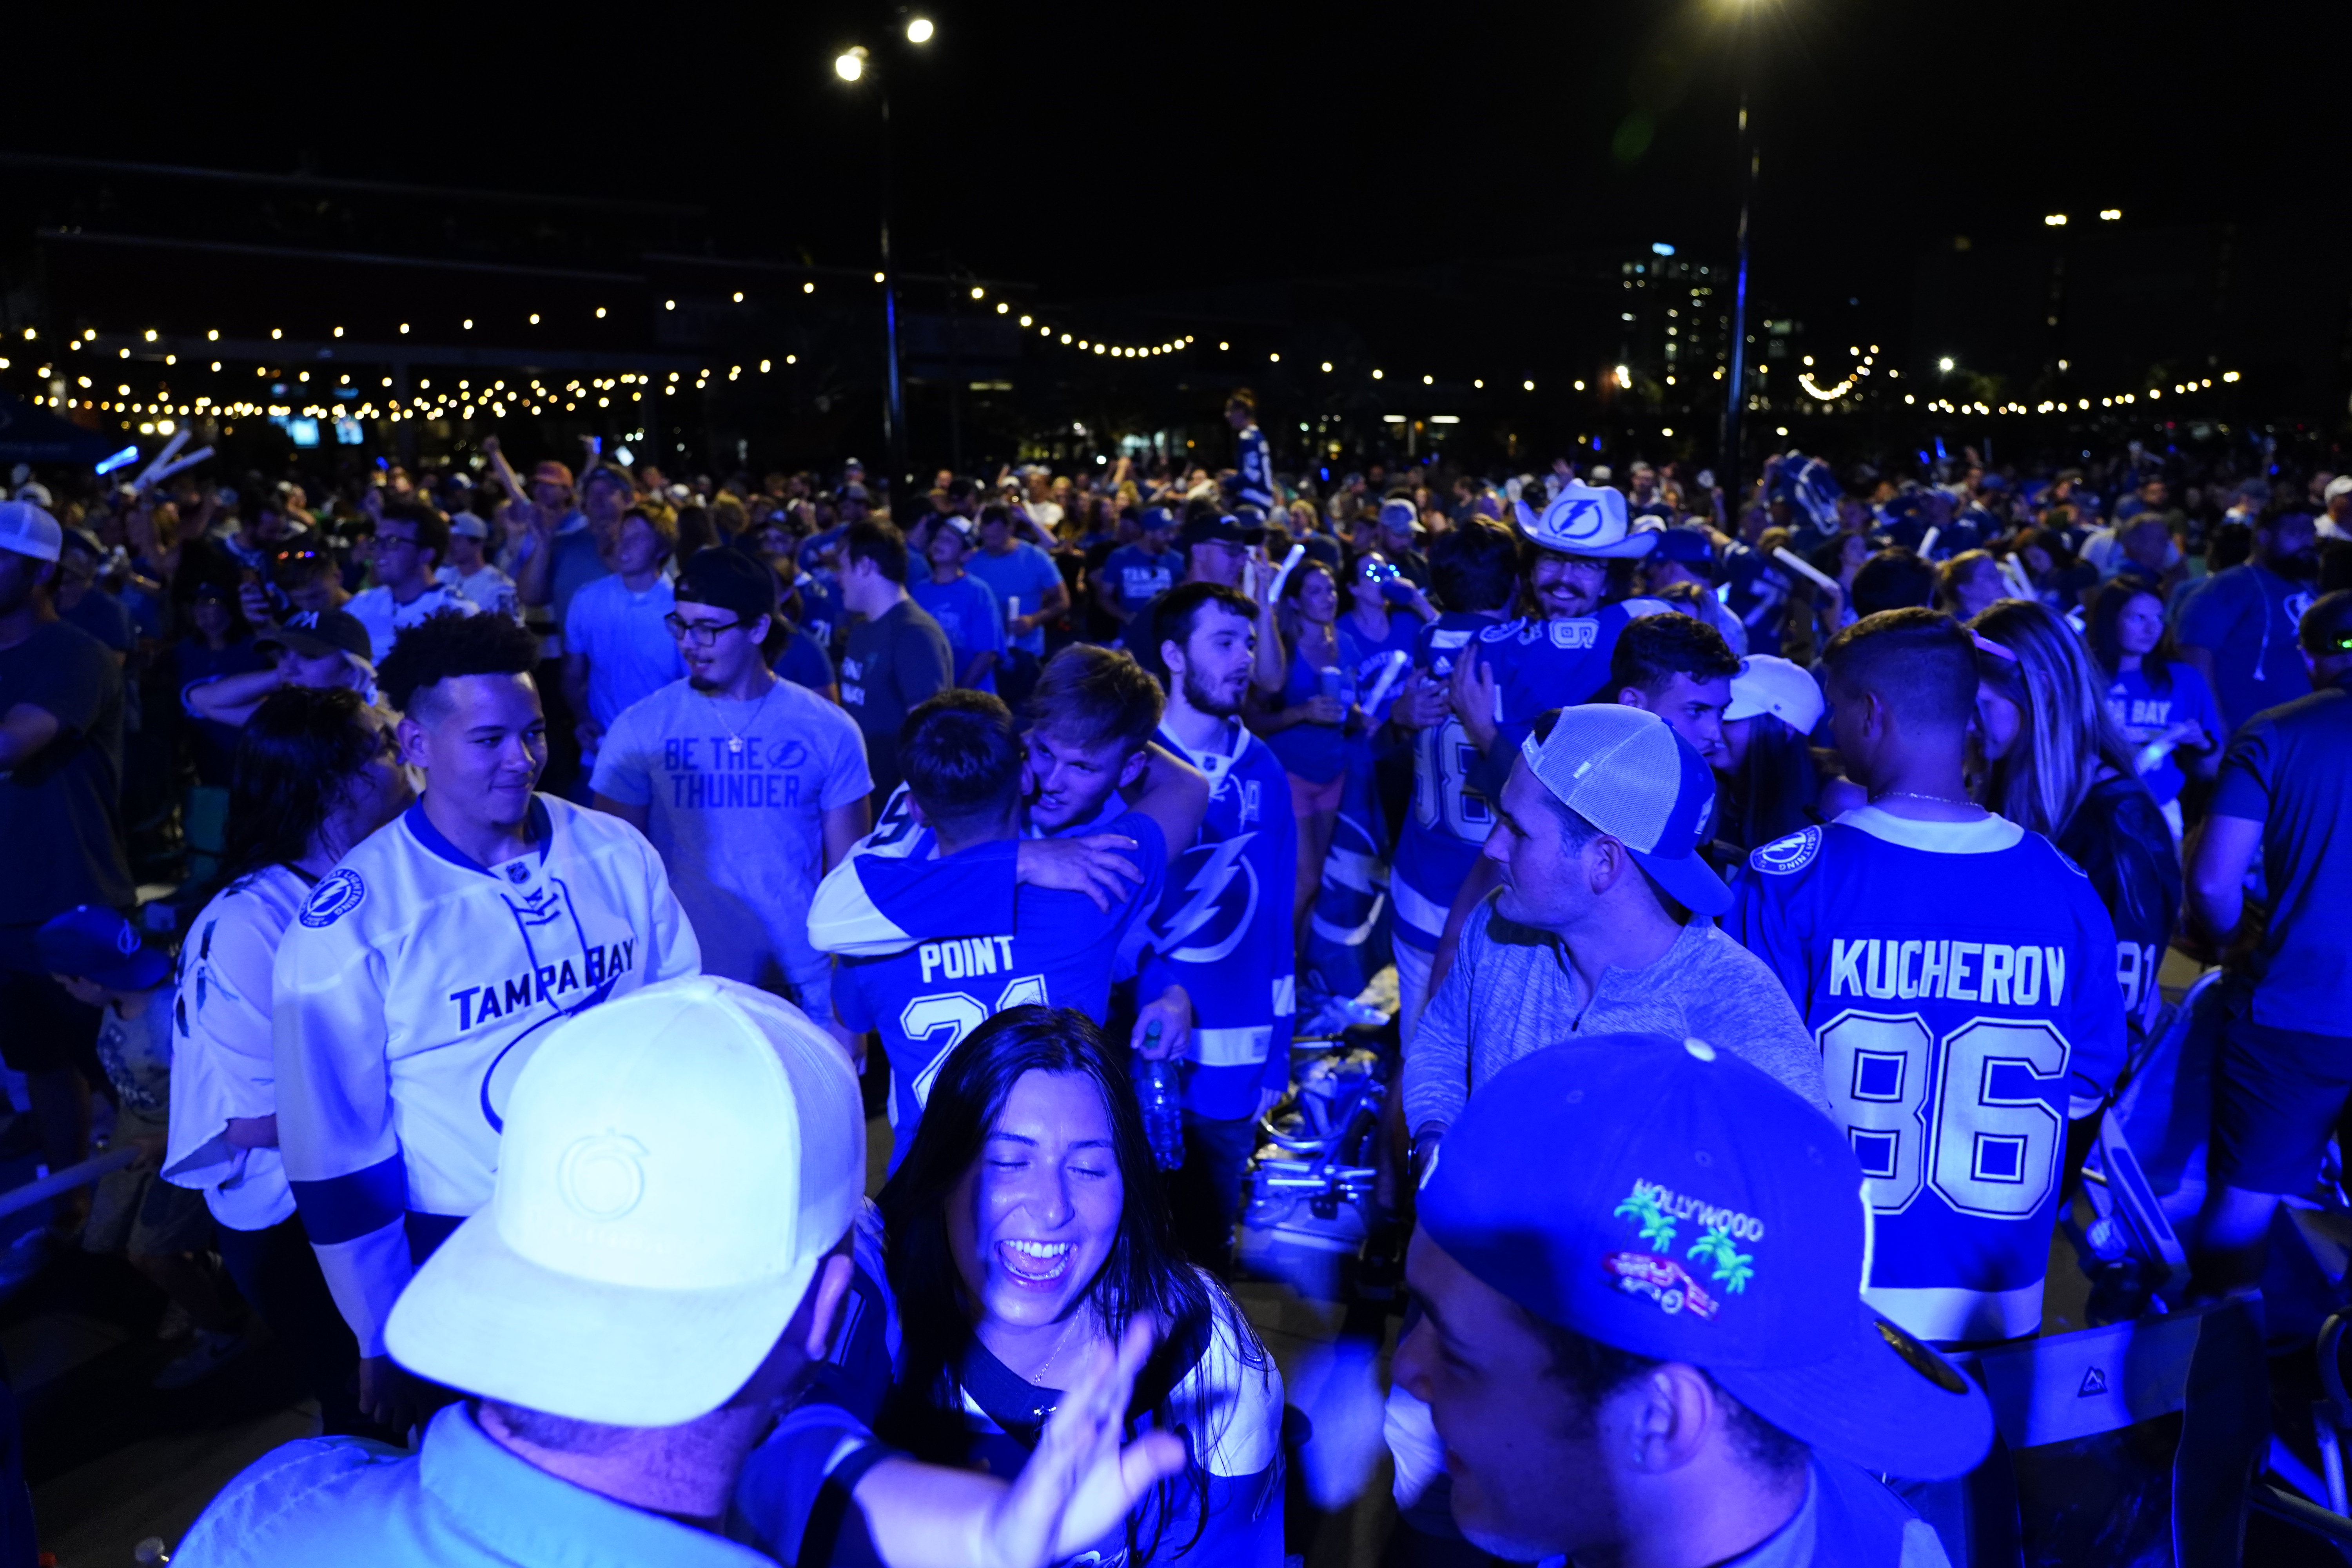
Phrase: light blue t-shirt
[
  {"left": 591, "top": 676, "right": 872, "bottom": 994},
  {"left": 171, "top": 1401, "right": 806, "bottom": 1568},
  {"left": 965, "top": 541, "right": 1062, "bottom": 655},
  {"left": 910, "top": 573, "right": 1006, "bottom": 692},
  {"left": 564, "top": 573, "right": 686, "bottom": 734},
  {"left": 2103, "top": 661, "right": 2223, "bottom": 807}
]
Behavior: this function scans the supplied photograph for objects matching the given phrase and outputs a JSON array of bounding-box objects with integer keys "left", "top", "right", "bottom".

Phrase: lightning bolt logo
[{"left": 1156, "top": 833, "right": 1258, "bottom": 964}]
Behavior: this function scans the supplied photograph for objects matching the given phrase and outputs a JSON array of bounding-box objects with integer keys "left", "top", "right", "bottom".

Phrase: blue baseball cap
[
  {"left": 1419, "top": 1035, "right": 1994, "bottom": 1481},
  {"left": 36, "top": 905, "right": 171, "bottom": 991},
  {"left": 1518, "top": 704, "right": 1728, "bottom": 916},
  {"left": 1138, "top": 505, "right": 1179, "bottom": 535}
]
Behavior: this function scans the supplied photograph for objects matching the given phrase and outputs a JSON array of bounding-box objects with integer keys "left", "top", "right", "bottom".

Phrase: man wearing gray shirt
[
  {"left": 592, "top": 550, "right": 871, "bottom": 1045},
  {"left": 1401, "top": 703, "right": 1827, "bottom": 1172}
]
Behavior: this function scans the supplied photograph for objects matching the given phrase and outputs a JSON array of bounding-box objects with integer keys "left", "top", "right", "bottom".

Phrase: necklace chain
[
  {"left": 1870, "top": 789, "right": 1983, "bottom": 810},
  {"left": 1025, "top": 1308, "right": 1091, "bottom": 1388},
  {"left": 704, "top": 677, "right": 776, "bottom": 755}
]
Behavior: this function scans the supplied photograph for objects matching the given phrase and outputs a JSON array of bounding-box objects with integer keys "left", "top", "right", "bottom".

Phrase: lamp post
[
  {"left": 835, "top": 15, "right": 933, "bottom": 494},
  {"left": 1719, "top": 4, "right": 1760, "bottom": 497}
]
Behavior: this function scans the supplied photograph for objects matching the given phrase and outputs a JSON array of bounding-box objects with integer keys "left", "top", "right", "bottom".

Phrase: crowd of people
[{"left": 0, "top": 381, "right": 2348, "bottom": 1566}]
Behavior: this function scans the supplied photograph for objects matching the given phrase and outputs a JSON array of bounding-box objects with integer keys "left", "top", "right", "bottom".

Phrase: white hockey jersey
[
  {"left": 272, "top": 795, "right": 699, "bottom": 1355},
  {"left": 164, "top": 864, "right": 312, "bottom": 1232}
]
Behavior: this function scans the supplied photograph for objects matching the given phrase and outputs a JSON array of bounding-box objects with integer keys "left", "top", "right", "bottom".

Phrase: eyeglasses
[{"left": 664, "top": 611, "right": 752, "bottom": 646}]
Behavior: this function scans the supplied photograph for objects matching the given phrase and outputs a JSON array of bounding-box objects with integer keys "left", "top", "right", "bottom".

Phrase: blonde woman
[{"left": 1969, "top": 600, "right": 2181, "bottom": 1036}]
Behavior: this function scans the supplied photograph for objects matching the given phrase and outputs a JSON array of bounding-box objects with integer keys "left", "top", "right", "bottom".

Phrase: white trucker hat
[
  {"left": 0, "top": 501, "right": 63, "bottom": 564},
  {"left": 386, "top": 976, "right": 864, "bottom": 1425}
]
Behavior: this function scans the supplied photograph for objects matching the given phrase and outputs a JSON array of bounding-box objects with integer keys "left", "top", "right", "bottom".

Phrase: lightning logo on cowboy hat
[{"left": 1512, "top": 482, "right": 1657, "bottom": 559}]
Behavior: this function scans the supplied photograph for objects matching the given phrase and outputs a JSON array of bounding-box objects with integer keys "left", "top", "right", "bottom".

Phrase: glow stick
[
  {"left": 145, "top": 446, "right": 215, "bottom": 486},
  {"left": 1998, "top": 555, "right": 2036, "bottom": 600},
  {"left": 1916, "top": 525, "right": 1940, "bottom": 559},
  {"left": 1361, "top": 649, "right": 1410, "bottom": 715},
  {"left": 1771, "top": 545, "right": 1839, "bottom": 593},
  {"left": 1264, "top": 542, "right": 1307, "bottom": 604},
  {"left": 128, "top": 428, "right": 191, "bottom": 492}
]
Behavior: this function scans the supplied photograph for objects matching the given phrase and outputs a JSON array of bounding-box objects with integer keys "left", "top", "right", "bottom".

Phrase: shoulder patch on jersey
[
  {"left": 1748, "top": 826, "right": 1821, "bottom": 877},
  {"left": 1548, "top": 618, "right": 1599, "bottom": 650},
  {"left": 299, "top": 869, "right": 367, "bottom": 928}
]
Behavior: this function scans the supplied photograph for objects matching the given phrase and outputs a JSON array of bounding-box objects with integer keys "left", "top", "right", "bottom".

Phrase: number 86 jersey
[{"left": 1725, "top": 805, "right": 2128, "bottom": 1346}]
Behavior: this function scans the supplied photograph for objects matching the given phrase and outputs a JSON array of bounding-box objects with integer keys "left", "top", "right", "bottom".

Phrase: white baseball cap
[
  {"left": 1723, "top": 654, "right": 1826, "bottom": 735},
  {"left": 2325, "top": 475, "right": 2352, "bottom": 503},
  {"left": 386, "top": 976, "right": 864, "bottom": 1426},
  {"left": 0, "top": 501, "right": 63, "bottom": 564}
]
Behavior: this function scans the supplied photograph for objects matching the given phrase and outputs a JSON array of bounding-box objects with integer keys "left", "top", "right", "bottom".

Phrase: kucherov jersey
[
  {"left": 272, "top": 795, "right": 700, "bottom": 1356},
  {"left": 1132, "top": 720, "right": 1296, "bottom": 1121},
  {"left": 1726, "top": 806, "right": 2129, "bottom": 1345},
  {"left": 808, "top": 789, "right": 1169, "bottom": 1170},
  {"left": 1234, "top": 423, "right": 1276, "bottom": 509}
]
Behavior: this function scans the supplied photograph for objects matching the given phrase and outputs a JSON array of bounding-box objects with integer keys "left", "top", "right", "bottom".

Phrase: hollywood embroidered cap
[
  {"left": 1723, "top": 654, "right": 1826, "bottom": 733},
  {"left": 1418, "top": 1035, "right": 1994, "bottom": 1481},
  {"left": 1519, "top": 704, "right": 1728, "bottom": 916},
  {"left": 386, "top": 976, "right": 864, "bottom": 1426}
]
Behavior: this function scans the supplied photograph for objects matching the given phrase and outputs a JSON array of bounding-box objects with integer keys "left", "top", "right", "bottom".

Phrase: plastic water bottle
[{"left": 1133, "top": 1022, "right": 1185, "bottom": 1171}]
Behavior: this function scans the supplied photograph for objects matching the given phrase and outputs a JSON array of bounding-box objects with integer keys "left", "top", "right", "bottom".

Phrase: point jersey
[
  {"left": 272, "top": 795, "right": 700, "bottom": 1356},
  {"left": 1726, "top": 806, "right": 2127, "bottom": 1344},
  {"left": 811, "top": 789, "right": 1168, "bottom": 1170}
]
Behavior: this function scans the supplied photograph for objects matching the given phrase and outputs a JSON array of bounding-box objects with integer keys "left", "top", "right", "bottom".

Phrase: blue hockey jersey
[
  {"left": 1234, "top": 424, "right": 1275, "bottom": 509},
  {"left": 1131, "top": 720, "right": 1296, "bottom": 1120},
  {"left": 1483, "top": 599, "right": 1672, "bottom": 754},
  {"left": 811, "top": 797, "right": 1168, "bottom": 1170},
  {"left": 1392, "top": 614, "right": 1503, "bottom": 953},
  {"left": 1726, "top": 806, "right": 2129, "bottom": 1345}
]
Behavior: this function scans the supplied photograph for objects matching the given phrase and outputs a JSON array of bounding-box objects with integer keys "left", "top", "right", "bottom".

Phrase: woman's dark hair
[
  {"left": 1722, "top": 712, "right": 1822, "bottom": 850},
  {"left": 215, "top": 686, "right": 386, "bottom": 889},
  {"left": 2018, "top": 526, "right": 2078, "bottom": 572},
  {"left": 675, "top": 504, "right": 718, "bottom": 559},
  {"left": 2085, "top": 579, "right": 2174, "bottom": 691},
  {"left": 878, "top": 1006, "right": 1256, "bottom": 1562}
]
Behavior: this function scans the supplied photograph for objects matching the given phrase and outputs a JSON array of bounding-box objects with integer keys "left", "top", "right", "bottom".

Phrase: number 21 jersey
[{"left": 1727, "top": 805, "right": 2127, "bottom": 1345}]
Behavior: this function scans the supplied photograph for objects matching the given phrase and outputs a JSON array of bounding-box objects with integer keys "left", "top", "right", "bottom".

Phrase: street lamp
[
  {"left": 1719, "top": 0, "right": 1763, "bottom": 492},
  {"left": 833, "top": 18, "right": 935, "bottom": 490}
]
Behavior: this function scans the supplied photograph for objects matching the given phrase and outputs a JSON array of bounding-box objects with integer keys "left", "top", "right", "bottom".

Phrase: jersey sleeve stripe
[{"left": 291, "top": 1153, "right": 409, "bottom": 1245}]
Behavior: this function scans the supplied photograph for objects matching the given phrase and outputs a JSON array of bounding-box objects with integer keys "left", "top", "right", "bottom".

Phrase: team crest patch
[
  {"left": 1548, "top": 619, "right": 1599, "bottom": 650},
  {"left": 299, "top": 869, "right": 367, "bottom": 928},
  {"left": 1748, "top": 825, "right": 1820, "bottom": 877}
]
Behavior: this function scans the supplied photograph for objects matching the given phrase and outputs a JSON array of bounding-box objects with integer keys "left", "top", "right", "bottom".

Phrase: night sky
[{"left": 16, "top": 0, "right": 2338, "bottom": 341}]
